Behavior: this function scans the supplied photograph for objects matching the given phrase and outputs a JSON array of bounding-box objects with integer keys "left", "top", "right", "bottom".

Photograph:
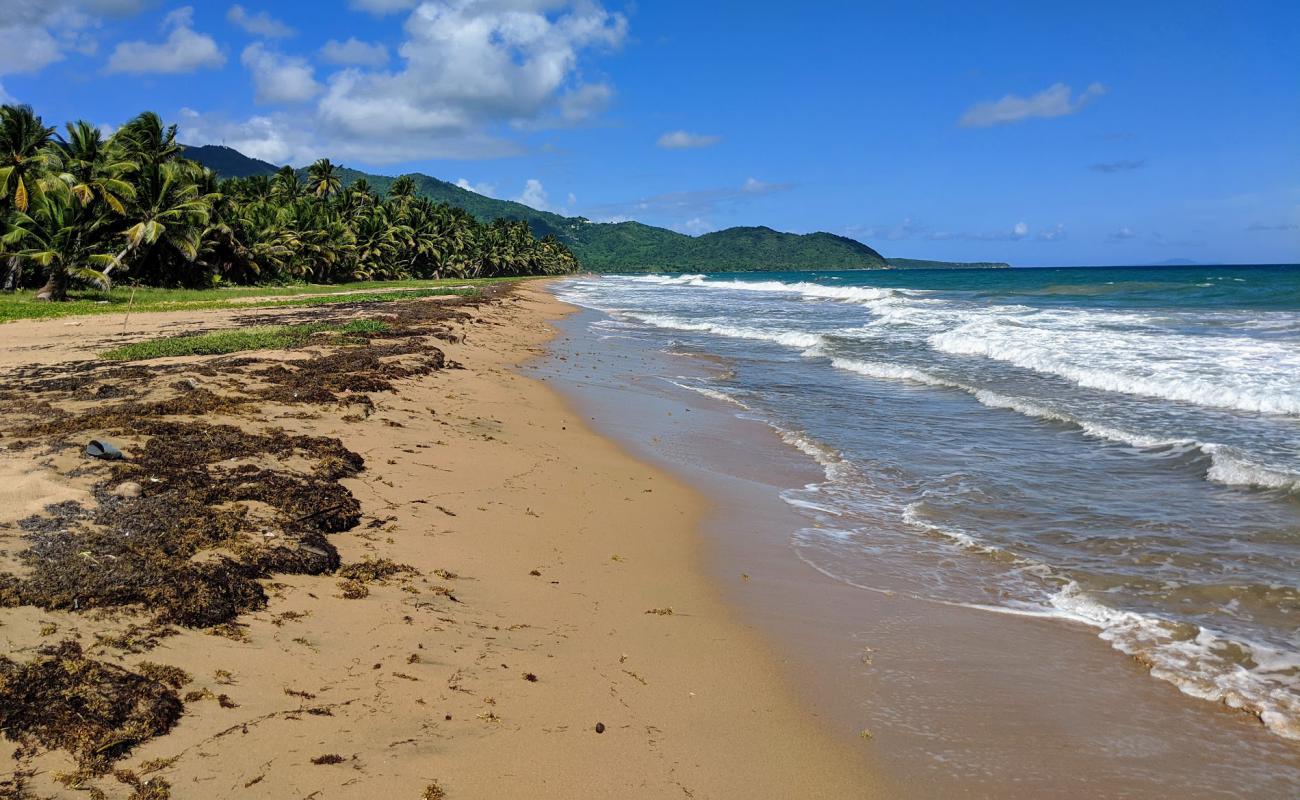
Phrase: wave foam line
[
  {"left": 930, "top": 327, "right": 1300, "bottom": 416},
  {"left": 622, "top": 312, "right": 825, "bottom": 349},
  {"left": 622, "top": 274, "right": 899, "bottom": 304},
  {"left": 1046, "top": 583, "right": 1300, "bottom": 741},
  {"left": 826, "top": 357, "right": 1299, "bottom": 492}
]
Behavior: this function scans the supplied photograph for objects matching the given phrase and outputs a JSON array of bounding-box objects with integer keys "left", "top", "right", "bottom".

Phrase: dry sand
[{"left": 0, "top": 284, "right": 874, "bottom": 798}]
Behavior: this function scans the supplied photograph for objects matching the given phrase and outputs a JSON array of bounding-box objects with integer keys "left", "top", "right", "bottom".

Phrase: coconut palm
[
  {"left": 272, "top": 165, "right": 302, "bottom": 200},
  {"left": 3, "top": 189, "right": 117, "bottom": 300},
  {"left": 115, "top": 111, "right": 181, "bottom": 173},
  {"left": 54, "top": 121, "right": 136, "bottom": 215},
  {"left": 0, "top": 105, "right": 57, "bottom": 213},
  {"left": 113, "top": 161, "right": 215, "bottom": 286},
  {"left": 387, "top": 175, "right": 417, "bottom": 201},
  {"left": 307, "top": 158, "right": 342, "bottom": 199}
]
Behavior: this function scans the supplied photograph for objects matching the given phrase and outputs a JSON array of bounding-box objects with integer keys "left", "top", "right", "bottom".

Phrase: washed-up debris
[
  {"left": 85, "top": 440, "right": 124, "bottom": 461},
  {"left": 0, "top": 641, "right": 182, "bottom": 773}
]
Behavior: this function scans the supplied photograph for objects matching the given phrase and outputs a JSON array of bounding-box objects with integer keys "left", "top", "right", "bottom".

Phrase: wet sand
[
  {"left": 538, "top": 303, "right": 1300, "bottom": 798},
  {"left": 0, "top": 284, "right": 874, "bottom": 798}
]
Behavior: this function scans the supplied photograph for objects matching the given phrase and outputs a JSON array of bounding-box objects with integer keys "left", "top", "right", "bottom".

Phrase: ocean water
[{"left": 555, "top": 265, "right": 1300, "bottom": 743}]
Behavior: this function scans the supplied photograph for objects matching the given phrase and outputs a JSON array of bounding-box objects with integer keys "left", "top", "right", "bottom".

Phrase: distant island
[{"left": 183, "top": 145, "right": 1011, "bottom": 274}]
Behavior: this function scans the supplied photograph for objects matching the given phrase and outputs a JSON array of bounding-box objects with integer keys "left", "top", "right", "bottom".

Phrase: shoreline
[
  {"left": 1, "top": 282, "right": 874, "bottom": 798},
  {"left": 539, "top": 295, "right": 1300, "bottom": 797}
]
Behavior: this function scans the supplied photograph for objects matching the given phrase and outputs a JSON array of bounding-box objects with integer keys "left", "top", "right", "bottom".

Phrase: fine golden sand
[{"left": 0, "top": 283, "right": 873, "bottom": 798}]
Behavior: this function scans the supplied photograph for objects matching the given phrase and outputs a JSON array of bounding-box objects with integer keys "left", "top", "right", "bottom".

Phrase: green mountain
[
  {"left": 180, "top": 145, "right": 280, "bottom": 178},
  {"left": 182, "top": 145, "right": 1001, "bottom": 273}
]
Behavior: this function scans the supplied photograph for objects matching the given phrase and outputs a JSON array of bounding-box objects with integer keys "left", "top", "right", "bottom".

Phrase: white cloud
[
  {"left": 556, "top": 82, "right": 614, "bottom": 125},
  {"left": 959, "top": 82, "right": 1107, "bottom": 128},
  {"left": 320, "top": 37, "right": 389, "bottom": 67},
  {"left": 455, "top": 178, "right": 496, "bottom": 196},
  {"left": 241, "top": 43, "right": 320, "bottom": 104},
  {"left": 105, "top": 6, "right": 225, "bottom": 75},
  {"left": 516, "top": 178, "right": 549, "bottom": 210},
  {"left": 228, "top": 4, "right": 295, "bottom": 38},
  {"left": 178, "top": 108, "right": 306, "bottom": 164},
  {"left": 657, "top": 130, "right": 720, "bottom": 149},
  {"left": 1109, "top": 226, "right": 1138, "bottom": 241},
  {"left": 0, "top": 1, "right": 154, "bottom": 82},
  {"left": 676, "top": 217, "right": 714, "bottom": 235},
  {"left": 186, "top": 0, "right": 627, "bottom": 164}
]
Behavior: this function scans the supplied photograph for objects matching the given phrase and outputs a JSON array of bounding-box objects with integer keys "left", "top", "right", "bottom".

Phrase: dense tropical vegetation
[
  {"left": 186, "top": 145, "right": 896, "bottom": 273},
  {"left": 0, "top": 107, "right": 579, "bottom": 301}
]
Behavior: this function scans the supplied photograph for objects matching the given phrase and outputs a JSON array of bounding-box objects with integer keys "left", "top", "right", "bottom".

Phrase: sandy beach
[{"left": 0, "top": 283, "right": 874, "bottom": 799}]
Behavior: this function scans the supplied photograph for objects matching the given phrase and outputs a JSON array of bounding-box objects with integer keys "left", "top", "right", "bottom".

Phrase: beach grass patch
[
  {"left": 101, "top": 320, "right": 390, "bottom": 362},
  {"left": 0, "top": 276, "right": 526, "bottom": 323}
]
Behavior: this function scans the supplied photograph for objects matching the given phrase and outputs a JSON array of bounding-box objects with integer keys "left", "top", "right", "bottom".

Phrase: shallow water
[{"left": 555, "top": 264, "right": 1300, "bottom": 743}]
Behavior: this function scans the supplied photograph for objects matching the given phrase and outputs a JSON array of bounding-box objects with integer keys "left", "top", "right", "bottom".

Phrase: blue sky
[{"left": 3, "top": 0, "right": 1297, "bottom": 266}]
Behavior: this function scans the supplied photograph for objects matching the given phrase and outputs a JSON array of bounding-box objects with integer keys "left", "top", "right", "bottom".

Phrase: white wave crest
[
  {"left": 1047, "top": 583, "right": 1300, "bottom": 741},
  {"left": 1202, "top": 445, "right": 1300, "bottom": 492},
  {"left": 666, "top": 380, "right": 752, "bottom": 410},
  {"left": 623, "top": 312, "right": 824, "bottom": 349},
  {"left": 826, "top": 359, "right": 1300, "bottom": 492},
  {"left": 930, "top": 322, "right": 1300, "bottom": 416},
  {"left": 617, "top": 274, "right": 898, "bottom": 304}
]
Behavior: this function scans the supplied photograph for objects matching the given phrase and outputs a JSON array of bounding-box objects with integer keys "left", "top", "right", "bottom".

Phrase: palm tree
[
  {"left": 115, "top": 111, "right": 180, "bottom": 172},
  {"left": 0, "top": 105, "right": 56, "bottom": 213},
  {"left": 3, "top": 189, "right": 117, "bottom": 300},
  {"left": 55, "top": 121, "right": 136, "bottom": 215},
  {"left": 112, "top": 161, "right": 215, "bottom": 286},
  {"left": 272, "top": 165, "right": 302, "bottom": 200},
  {"left": 0, "top": 105, "right": 57, "bottom": 290},
  {"left": 388, "top": 175, "right": 417, "bottom": 202},
  {"left": 307, "top": 158, "right": 342, "bottom": 199}
]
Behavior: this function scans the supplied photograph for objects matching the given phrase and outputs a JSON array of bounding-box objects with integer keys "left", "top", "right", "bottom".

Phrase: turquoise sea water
[{"left": 557, "top": 264, "right": 1300, "bottom": 742}]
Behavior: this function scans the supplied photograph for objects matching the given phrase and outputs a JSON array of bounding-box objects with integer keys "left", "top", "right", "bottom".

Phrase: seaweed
[
  {"left": 0, "top": 641, "right": 182, "bottom": 773},
  {"left": 0, "top": 288, "right": 506, "bottom": 777},
  {"left": 3, "top": 422, "right": 364, "bottom": 626}
]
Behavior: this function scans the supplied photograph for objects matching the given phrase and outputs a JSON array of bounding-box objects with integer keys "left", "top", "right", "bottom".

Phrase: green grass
[
  {"left": 0, "top": 276, "right": 528, "bottom": 323},
  {"left": 101, "top": 319, "right": 390, "bottom": 361}
]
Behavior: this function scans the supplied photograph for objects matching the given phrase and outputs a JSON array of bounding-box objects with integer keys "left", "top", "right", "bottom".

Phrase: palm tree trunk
[
  {"left": 2, "top": 255, "right": 21, "bottom": 291},
  {"left": 35, "top": 269, "right": 67, "bottom": 302}
]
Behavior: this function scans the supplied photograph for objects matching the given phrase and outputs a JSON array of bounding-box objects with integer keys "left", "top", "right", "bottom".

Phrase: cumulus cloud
[
  {"left": 184, "top": 1, "right": 627, "bottom": 164},
  {"left": 959, "top": 82, "right": 1106, "bottom": 128},
  {"left": 320, "top": 37, "right": 389, "bottom": 67},
  {"left": 178, "top": 107, "right": 306, "bottom": 164},
  {"left": 241, "top": 43, "right": 321, "bottom": 105},
  {"left": 455, "top": 177, "right": 496, "bottom": 196},
  {"left": 1108, "top": 226, "right": 1138, "bottom": 241},
  {"left": 0, "top": 0, "right": 155, "bottom": 86},
  {"left": 1091, "top": 159, "right": 1145, "bottom": 173},
  {"left": 105, "top": 6, "right": 225, "bottom": 75},
  {"left": 228, "top": 4, "right": 295, "bottom": 38},
  {"left": 515, "top": 178, "right": 549, "bottom": 209},
  {"left": 675, "top": 217, "right": 715, "bottom": 235},
  {"left": 657, "top": 130, "right": 721, "bottom": 149}
]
